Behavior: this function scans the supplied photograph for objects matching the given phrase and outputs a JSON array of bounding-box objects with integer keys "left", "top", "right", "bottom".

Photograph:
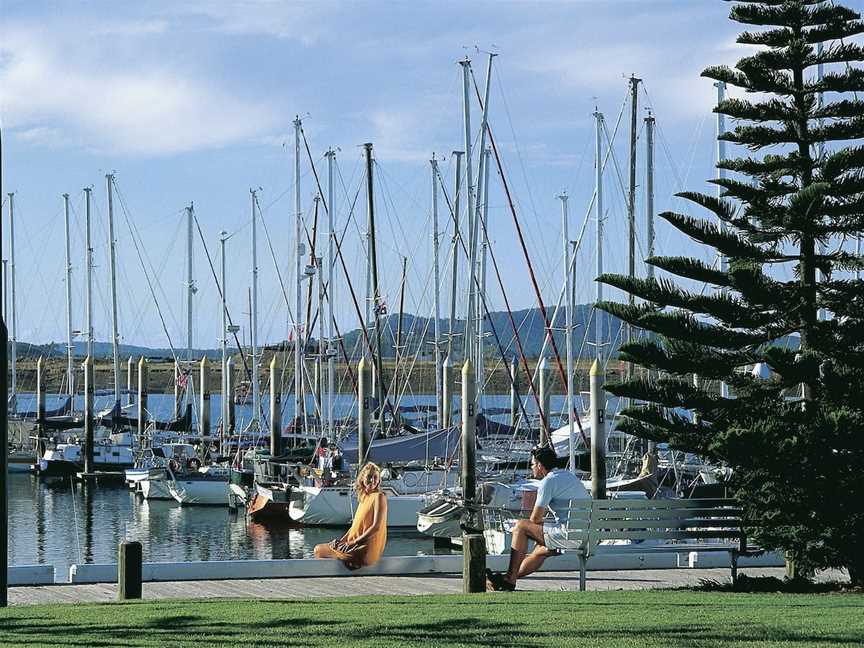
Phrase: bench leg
[
  {"left": 730, "top": 551, "right": 738, "bottom": 586},
  {"left": 578, "top": 552, "right": 587, "bottom": 592}
]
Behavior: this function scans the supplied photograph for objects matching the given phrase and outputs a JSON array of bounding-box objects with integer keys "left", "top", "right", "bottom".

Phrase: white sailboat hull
[
  {"left": 140, "top": 477, "right": 173, "bottom": 500},
  {"left": 290, "top": 485, "right": 430, "bottom": 527},
  {"left": 169, "top": 477, "right": 230, "bottom": 506}
]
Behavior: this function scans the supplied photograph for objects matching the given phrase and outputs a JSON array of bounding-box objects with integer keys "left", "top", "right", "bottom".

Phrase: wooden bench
[{"left": 547, "top": 498, "right": 752, "bottom": 591}]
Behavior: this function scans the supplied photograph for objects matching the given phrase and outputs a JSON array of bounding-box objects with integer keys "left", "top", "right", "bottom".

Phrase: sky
[{"left": 0, "top": 0, "right": 790, "bottom": 352}]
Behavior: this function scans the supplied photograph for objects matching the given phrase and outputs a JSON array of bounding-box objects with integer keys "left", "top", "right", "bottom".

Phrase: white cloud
[{"left": 0, "top": 20, "right": 283, "bottom": 156}]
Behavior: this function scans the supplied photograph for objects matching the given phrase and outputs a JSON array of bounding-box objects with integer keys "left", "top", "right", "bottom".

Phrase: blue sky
[{"left": 1, "top": 0, "right": 759, "bottom": 350}]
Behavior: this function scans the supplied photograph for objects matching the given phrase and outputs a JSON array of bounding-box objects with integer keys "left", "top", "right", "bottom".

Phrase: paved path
[{"left": 8, "top": 567, "right": 804, "bottom": 605}]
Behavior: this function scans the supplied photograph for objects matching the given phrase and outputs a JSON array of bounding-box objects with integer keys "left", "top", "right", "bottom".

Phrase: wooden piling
[
  {"left": 590, "top": 359, "right": 606, "bottom": 499},
  {"left": 127, "top": 355, "right": 135, "bottom": 406},
  {"left": 441, "top": 355, "right": 453, "bottom": 428},
  {"left": 137, "top": 357, "right": 148, "bottom": 440},
  {"left": 174, "top": 359, "right": 182, "bottom": 418},
  {"left": 35, "top": 357, "right": 45, "bottom": 461},
  {"left": 461, "top": 359, "right": 485, "bottom": 594},
  {"left": 83, "top": 356, "right": 94, "bottom": 475},
  {"left": 509, "top": 356, "right": 519, "bottom": 428},
  {"left": 539, "top": 356, "right": 551, "bottom": 446},
  {"left": 200, "top": 357, "right": 211, "bottom": 440},
  {"left": 358, "top": 356, "right": 370, "bottom": 466},
  {"left": 270, "top": 355, "right": 282, "bottom": 457},
  {"left": 117, "top": 541, "right": 142, "bottom": 600},
  {"left": 225, "top": 356, "right": 236, "bottom": 435}
]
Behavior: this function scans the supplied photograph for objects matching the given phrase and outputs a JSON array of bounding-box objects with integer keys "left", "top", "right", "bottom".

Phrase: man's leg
[
  {"left": 517, "top": 545, "right": 559, "bottom": 579},
  {"left": 504, "top": 519, "right": 546, "bottom": 585}
]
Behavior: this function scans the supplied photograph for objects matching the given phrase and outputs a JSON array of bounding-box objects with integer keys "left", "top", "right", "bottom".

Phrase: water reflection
[{"left": 8, "top": 473, "right": 442, "bottom": 571}]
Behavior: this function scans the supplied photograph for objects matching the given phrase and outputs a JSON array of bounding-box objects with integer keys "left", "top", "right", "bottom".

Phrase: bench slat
[
  {"left": 591, "top": 499, "right": 737, "bottom": 510},
  {"left": 578, "top": 519, "right": 743, "bottom": 530},
  {"left": 587, "top": 508, "right": 743, "bottom": 521}
]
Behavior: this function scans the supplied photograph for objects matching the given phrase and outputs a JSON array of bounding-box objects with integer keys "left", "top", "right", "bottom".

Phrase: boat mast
[
  {"left": 186, "top": 204, "right": 195, "bottom": 362},
  {"left": 63, "top": 193, "right": 74, "bottom": 397},
  {"left": 7, "top": 193, "right": 16, "bottom": 413},
  {"left": 459, "top": 57, "right": 477, "bottom": 368},
  {"left": 560, "top": 192, "right": 576, "bottom": 473},
  {"left": 106, "top": 175, "right": 121, "bottom": 421},
  {"left": 219, "top": 230, "right": 228, "bottom": 435},
  {"left": 645, "top": 110, "right": 656, "bottom": 452},
  {"left": 364, "top": 143, "right": 385, "bottom": 421},
  {"left": 293, "top": 117, "right": 304, "bottom": 427},
  {"left": 431, "top": 154, "right": 443, "bottom": 427},
  {"left": 447, "top": 151, "right": 463, "bottom": 362},
  {"left": 250, "top": 189, "right": 260, "bottom": 429},
  {"left": 477, "top": 147, "right": 491, "bottom": 410},
  {"left": 626, "top": 75, "right": 640, "bottom": 392},
  {"left": 593, "top": 109, "right": 605, "bottom": 362},
  {"left": 84, "top": 187, "right": 94, "bottom": 361},
  {"left": 471, "top": 52, "right": 494, "bottom": 407},
  {"left": 325, "top": 148, "right": 336, "bottom": 439},
  {"left": 715, "top": 80, "right": 730, "bottom": 398}
]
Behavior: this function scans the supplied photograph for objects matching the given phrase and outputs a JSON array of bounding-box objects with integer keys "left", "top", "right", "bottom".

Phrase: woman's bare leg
[{"left": 314, "top": 543, "right": 343, "bottom": 560}]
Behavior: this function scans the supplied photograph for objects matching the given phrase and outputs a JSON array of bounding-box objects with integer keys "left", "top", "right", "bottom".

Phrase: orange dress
[{"left": 329, "top": 491, "right": 388, "bottom": 569}]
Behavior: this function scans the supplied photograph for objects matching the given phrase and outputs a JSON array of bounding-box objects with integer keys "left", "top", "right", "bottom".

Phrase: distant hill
[{"left": 11, "top": 304, "right": 621, "bottom": 362}]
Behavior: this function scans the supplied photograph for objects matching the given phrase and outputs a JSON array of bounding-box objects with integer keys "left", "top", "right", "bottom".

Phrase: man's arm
[{"left": 529, "top": 505, "right": 547, "bottom": 525}]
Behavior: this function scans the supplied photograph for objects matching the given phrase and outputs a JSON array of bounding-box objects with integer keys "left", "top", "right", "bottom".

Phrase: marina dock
[{"left": 8, "top": 566, "right": 824, "bottom": 606}]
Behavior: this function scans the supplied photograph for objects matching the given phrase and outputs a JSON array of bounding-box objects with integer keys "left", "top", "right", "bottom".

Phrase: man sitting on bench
[{"left": 487, "top": 445, "right": 589, "bottom": 591}]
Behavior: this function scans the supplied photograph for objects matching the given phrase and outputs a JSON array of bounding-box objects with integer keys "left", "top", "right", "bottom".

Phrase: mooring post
[
  {"left": 358, "top": 356, "right": 370, "bottom": 466},
  {"left": 35, "top": 356, "right": 45, "bottom": 460},
  {"left": 441, "top": 355, "right": 453, "bottom": 428},
  {"left": 117, "top": 541, "right": 142, "bottom": 600},
  {"left": 509, "top": 356, "right": 519, "bottom": 428},
  {"left": 174, "top": 359, "right": 182, "bottom": 419},
  {"left": 225, "top": 355, "right": 236, "bottom": 436},
  {"left": 83, "top": 356, "right": 94, "bottom": 475},
  {"left": 538, "top": 356, "right": 551, "bottom": 446},
  {"left": 270, "top": 354, "right": 282, "bottom": 457},
  {"left": 589, "top": 359, "right": 606, "bottom": 499},
  {"left": 137, "top": 357, "right": 148, "bottom": 440},
  {"left": 461, "top": 359, "right": 485, "bottom": 593},
  {"left": 127, "top": 355, "right": 135, "bottom": 406},
  {"left": 200, "top": 357, "right": 211, "bottom": 441}
]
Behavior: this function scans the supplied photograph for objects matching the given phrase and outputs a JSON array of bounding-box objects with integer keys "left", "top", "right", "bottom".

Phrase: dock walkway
[{"left": 8, "top": 567, "right": 801, "bottom": 605}]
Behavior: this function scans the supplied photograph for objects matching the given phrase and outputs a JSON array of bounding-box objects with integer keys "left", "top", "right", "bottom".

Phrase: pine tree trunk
[{"left": 848, "top": 560, "right": 864, "bottom": 588}]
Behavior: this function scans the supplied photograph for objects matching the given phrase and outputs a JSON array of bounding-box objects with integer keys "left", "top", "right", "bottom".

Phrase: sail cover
[{"left": 341, "top": 426, "right": 461, "bottom": 465}]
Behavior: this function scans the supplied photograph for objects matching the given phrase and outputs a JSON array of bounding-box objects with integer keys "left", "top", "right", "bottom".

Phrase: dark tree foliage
[{"left": 597, "top": 0, "right": 864, "bottom": 584}]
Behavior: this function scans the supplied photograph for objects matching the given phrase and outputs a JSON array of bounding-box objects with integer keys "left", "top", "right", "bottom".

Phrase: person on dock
[
  {"left": 486, "top": 446, "right": 589, "bottom": 591},
  {"left": 313, "top": 462, "right": 388, "bottom": 570}
]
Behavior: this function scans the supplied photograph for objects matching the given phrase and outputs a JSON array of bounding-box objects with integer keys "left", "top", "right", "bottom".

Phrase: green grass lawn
[{"left": 1, "top": 590, "right": 862, "bottom": 648}]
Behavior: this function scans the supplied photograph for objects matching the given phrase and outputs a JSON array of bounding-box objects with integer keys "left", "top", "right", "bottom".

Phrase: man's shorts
[{"left": 542, "top": 521, "right": 568, "bottom": 553}]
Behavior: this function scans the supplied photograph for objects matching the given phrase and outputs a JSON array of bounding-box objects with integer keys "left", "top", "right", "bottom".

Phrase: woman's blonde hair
[{"left": 354, "top": 462, "right": 382, "bottom": 500}]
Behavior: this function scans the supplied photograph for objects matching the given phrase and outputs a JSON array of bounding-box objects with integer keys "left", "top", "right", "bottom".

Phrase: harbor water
[{"left": 7, "top": 391, "right": 601, "bottom": 572}]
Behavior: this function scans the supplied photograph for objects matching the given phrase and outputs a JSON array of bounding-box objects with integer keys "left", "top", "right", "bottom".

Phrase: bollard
[
  {"left": 589, "top": 359, "right": 607, "bottom": 499},
  {"left": 509, "top": 356, "right": 519, "bottom": 428},
  {"left": 461, "top": 360, "right": 485, "bottom": 593},
  {"left": 200, "top": 357, "right": 211, "bottom": 440},
  {"left": 270, "top": 355, "right": 282, "bottom": 457},
  {"left": 117, "top": 541, "right": 142, "bottom": 600},
  {"left": 357, "top": 357, "right": 371, "bottom": 466},
  {"left": 83, "top": 356, "right": 94, "bottom": 475},
  {"left": 137, "top": 357, "right": 148, "bottom": 440},
  {"left": 441, "top": 355, "right": 453, "bottom": 428},
  {"left": 538, "top": 356, "right": 551, "bottom": 446}
]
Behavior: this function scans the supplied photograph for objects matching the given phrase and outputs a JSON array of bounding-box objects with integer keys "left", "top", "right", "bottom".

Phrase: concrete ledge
[
  {"left": 8, "top": 565, "right": 55, "bottom": 585},
  {"left": 66, "top": 548, "right": 784, "bottom": 584}
]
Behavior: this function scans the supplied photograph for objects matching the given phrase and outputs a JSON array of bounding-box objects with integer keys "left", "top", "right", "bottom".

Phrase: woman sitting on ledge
[{"left": 313, "top": 462, "right": 388, "bottom": 570}]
